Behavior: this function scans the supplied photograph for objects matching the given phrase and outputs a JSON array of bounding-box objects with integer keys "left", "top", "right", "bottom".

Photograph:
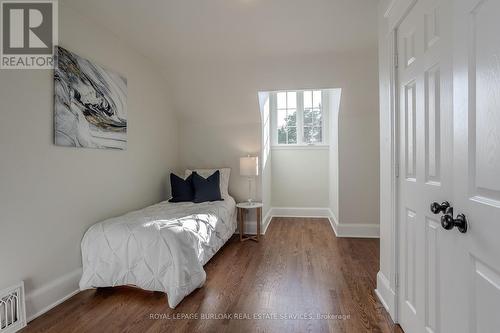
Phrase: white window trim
[
  {"left": 270, "top": 90, "right": 330, "bottom": 147},
  {"left": 271, "top": 145, "right": 329, "bottom": 150}
]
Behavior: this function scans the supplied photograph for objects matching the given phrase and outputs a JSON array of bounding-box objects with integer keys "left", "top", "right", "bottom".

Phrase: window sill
[{"left": 271, "top": 144, "right": 329, "bottom": 150}]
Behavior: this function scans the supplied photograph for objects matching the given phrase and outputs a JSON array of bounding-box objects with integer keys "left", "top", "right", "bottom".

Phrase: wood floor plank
[{"left": 21, "top": 217, "right": 403, "bottom": 333}]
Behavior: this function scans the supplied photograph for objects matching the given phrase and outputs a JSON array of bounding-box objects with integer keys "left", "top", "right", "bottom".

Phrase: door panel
[
  {"left": 404, "top": 209, "right": 417, "bottom": 313},
  {"left": 471, "top": 257, "right": 500, "bottom": 333},
  {"left": 425, "top": 65, "right": 441, "bottom": 184},
  {"left": 424, "top": 6, "right": 440, "bottom": 51},
  {"left": 425, "top": 218, "right": 440, "bottom": 333},
  {"left": 470, "top": 0, "right": 500, "bottom": 204},
  {"left": 405, "top": 81, "right": 417, "bottom": 180}
]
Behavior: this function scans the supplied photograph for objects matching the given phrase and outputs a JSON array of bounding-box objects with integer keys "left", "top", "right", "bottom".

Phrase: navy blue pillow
[
  {"left": 192, "top": 171, "right": 223, "bottom": 203},
  {"left": 169, "top": 173, "right": 194, "bottom": 202}
]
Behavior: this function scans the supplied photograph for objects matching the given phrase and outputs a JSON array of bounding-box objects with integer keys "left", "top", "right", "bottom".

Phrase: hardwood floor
[{"left": 22, "top": 218, "right": 403, "bottom": 333}]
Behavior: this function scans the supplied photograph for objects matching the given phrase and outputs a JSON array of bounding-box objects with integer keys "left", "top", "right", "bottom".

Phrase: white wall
[
  {"left": 57, "top": 0, "right": 381, "bottom": 233},
  {"left": 271, "top": 148, "right": 329, "bottom": 207},
  {"left": 338, "top": 111, "right": 380, "bottom": 225},
  {"left": 174, "top": 50, "right": 380, "bottom": 231},
  {"left": 0, "top": 3, "right": 178, "bottom": 319},
  {"left": 177, "top": 122, "right": 262, "bottom": 203}
]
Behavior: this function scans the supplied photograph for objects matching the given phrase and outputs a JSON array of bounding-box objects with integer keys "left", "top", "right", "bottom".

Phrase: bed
[{"left": 79, "top": 196, "right": 237, "bottom": 308}]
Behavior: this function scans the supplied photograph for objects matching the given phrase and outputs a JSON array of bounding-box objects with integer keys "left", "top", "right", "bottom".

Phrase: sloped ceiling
[
  {"left": 61, "top": 0, "right": 377, "bottom": 63},
  {"left": 61, "top": 0, "right": 378, "bottom": 123}
]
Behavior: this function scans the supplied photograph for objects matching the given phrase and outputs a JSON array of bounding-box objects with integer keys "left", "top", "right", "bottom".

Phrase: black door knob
[
  {"left": 431, "top": 201, "right": 451, "bottom": 214},
  {"left": 440, "top": 214, "right": 454, "bottom": 230},
  {"left": 440, "top": 213, "right": 468, "bottom": 233}
]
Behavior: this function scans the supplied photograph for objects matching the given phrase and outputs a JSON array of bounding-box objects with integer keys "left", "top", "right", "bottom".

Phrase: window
[
  {"left": 277, "top": 91, "right": 297, "bottom": 144},
  {"left": 303, "top": 90, "right": 323, "bottom": 144},
  {"left": 272, "top": 90, "right": 327, "bottom": 146}
]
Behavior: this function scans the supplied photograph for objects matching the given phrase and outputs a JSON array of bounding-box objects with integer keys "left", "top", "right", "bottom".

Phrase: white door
[
  {"left": 449, "top": 0, "right": 500, "bottom": 332},
  {"left": 397, "top": 0, "right": 500, "bottom": 332},
  {"left": 397, "top": 0, "right": 454, "bottom": 332}
]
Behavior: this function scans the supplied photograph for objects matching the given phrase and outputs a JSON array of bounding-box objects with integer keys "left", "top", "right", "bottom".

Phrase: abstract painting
[{"left": 54, "top": 46, "right": 127, "bottom": 149}]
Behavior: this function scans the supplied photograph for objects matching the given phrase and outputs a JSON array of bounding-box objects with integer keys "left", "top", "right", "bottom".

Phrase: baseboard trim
[
  {"left": 375, "top": 271, "right": 397, "bottom": 321},
  {"left": 328, "top": 210, "right": 380, "bottom": 238},
  {"left": 238, "top": 207, "right": 331, "bottom": 235},
  {"left": 25, "top": 267, "right": 82, "bottom": 322},
  {"left": 271, "top": 206, "right": 332, "bottom": 218},
  {"left": 327, "top": 211, "right": 341, "bottom": 236},
  {"left": 262, "top": 209, "right": 273, "bottom": 234},
  {"left": 237, "top": 207, "right": 380, "bottom": 238}
]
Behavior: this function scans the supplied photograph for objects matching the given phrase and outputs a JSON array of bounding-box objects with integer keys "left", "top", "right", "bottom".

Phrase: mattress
[{"left": 79, "top": 197, "right": 237, "bottom": 308}]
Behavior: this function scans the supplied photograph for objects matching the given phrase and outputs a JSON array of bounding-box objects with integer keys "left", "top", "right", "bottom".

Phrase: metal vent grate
[{"left": 0, "top": 282, "right": 26, "bottom": 333}]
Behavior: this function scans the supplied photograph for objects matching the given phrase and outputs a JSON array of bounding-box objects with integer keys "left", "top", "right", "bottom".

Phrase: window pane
[
  {"left": 312, "top": 109, "right": 322, "bottom": 126},
  {"left": 304, "top": 126, "right": 312, "bottom": 143},
  {"left": 313, "top": 90, "right": 322, "bottom": 108},
  {"left": 288, "top": 127, "right": 297, "bottom": 144},
  {"left": 304, "top": 108, "right": 313, "bottom": 125},
  {"left": 277, "top": 92, "right": 287, "bottom": 109},
  {"left": 312, "top": 126, "right": 322, "bottom": 143},
  {"left": 304, "top": 90, "right": 312, "bottom": 108},
  {"left": 278, "top": 127, "right": 287, "bottom": 144},
  {"left": 287, "top": 109, "right": 297, "bottom": 126},
  {"left": 287, "top": 92, "right": 297, "bottom": 109},
  {"left": 277, "top": 109, "right": 287, "bottom": 128}
]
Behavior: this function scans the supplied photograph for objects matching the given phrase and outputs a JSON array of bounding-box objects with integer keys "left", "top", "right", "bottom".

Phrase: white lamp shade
[{"left": 240, "top": 156, "right": 259, "bottom": 176}]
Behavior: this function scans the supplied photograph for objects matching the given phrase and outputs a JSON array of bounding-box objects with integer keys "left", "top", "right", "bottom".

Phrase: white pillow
[{"left": 185, "top": 168, "right": 231, "bottom": 198}]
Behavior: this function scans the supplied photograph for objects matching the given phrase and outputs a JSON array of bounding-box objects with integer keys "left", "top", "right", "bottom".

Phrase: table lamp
[{"left": 240, "top": 155, "right": 259, "bottom": 204}]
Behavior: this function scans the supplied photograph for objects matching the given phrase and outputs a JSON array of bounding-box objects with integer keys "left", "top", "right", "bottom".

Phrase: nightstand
[{"left": 236, "top": 202, "right": 263, "bottom": 242}]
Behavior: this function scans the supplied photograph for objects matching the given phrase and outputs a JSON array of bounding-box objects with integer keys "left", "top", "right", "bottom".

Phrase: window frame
[
  {"left": 270, "top": 90, "right": 329, "bottom": 147},
  {"left": 276, "top": 91, "right": 298, "bottom": 144}
]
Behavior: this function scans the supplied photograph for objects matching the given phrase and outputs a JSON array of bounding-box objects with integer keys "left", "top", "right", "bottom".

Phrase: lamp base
[{"left": 247, "top": 177, "right": 254, "bottom": 205}]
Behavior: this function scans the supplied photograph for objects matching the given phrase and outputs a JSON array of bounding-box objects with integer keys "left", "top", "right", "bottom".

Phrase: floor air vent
[{"left": 0, "top": 282, "right": 26, "bottom": 333}]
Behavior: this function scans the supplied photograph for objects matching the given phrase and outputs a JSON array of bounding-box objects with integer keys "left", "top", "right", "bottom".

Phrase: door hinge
[
  {"left": 395, "top": 162, "right": 400, "bottom": 178},
  {"left": 394, "top": 53, "right": 399, "bottom": 68},
  {"left": 395, "top": 274, "right": 399, "bottom": 289}
]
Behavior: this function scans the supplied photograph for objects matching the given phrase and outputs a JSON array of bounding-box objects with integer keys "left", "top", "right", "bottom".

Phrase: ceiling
[
  {"left": 61, "top": 0, "right": 379, "bottom": 124},
  {"left": 61, "top": 0, "right": 378, "bottom": 65}
]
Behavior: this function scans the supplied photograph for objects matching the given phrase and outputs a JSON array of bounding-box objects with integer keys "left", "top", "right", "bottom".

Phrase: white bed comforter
[{"left": 79, "top": 197, "right": 237, "bottom": 308}]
